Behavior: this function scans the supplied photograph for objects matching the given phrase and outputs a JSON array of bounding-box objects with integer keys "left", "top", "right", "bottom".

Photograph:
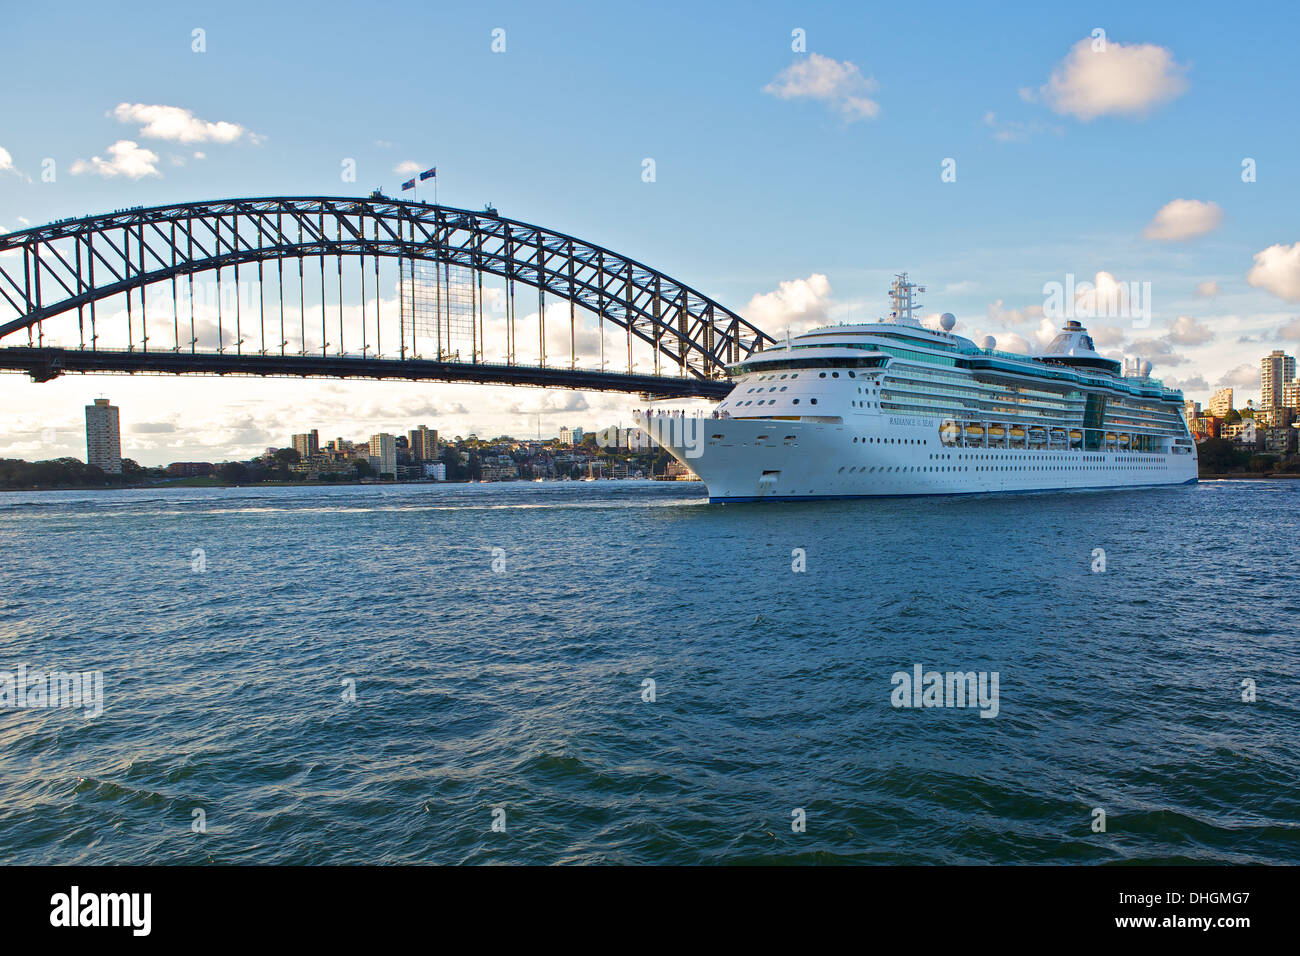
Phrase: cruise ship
[{"left": 637, "top": 274, "right": 1197, "bottom": 502}]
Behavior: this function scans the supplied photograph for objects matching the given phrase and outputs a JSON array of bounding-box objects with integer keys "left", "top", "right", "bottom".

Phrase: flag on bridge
[
  {"left": 419, "top": 167, "right": 437, "bottom": 181},
  {"left": 401, "top": 178, "right": 416, "bottom": 191}
]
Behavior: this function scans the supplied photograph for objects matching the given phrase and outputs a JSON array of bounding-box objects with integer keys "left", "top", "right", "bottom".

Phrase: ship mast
[{"left": 887, "top": 272, "right": 926, "bottom": 326}]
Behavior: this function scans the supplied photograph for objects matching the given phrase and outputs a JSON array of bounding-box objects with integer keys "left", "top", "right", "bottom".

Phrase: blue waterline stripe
[{"left": 710, "top": 477, "right": 1198, "bottom": 503}]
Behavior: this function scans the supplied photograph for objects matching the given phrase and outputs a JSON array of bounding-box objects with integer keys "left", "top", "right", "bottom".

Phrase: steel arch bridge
[{"left": 0, "top": 196, "right": 774, "bottom": 398}]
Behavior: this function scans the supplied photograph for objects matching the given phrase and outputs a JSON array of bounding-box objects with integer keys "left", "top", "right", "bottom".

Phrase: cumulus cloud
[
  {"left": 1217, "top": 363, "right": 1257, "bottom": 387},
  {"left": 1195, "top": 280, "right": 1219, "bottom": 297},
  {"left": 763, "top": 54, "right": 880, "bottom": 120},
  {"left": 111, "top": 103, "right": 258, "bottom": 144},
  {"left": 1089, "top": 324, "right": 1127, "bottom": 347},
  {"left": 1126, "top": 335, "right": 1189, "bottom": 365},
  {"left": 1143, "top": 199, "right": 1222, "bottom": 240},
  {"left": 985, "top": 299, "right": 1044, "bottom": 328},
  {"left": 745, "top": 273, "right": 834, "bottom": 334},
  {"left": 394, "top": 160, "right": 420, "bottom": 174},
  {"left": 0, "top": 145, "right": 16, "bottom": 176},
  {"left": 1026, "top": 36, "right": 1188, "bottom": 120},
  {"left": 1247, "top": 242, "right": 1300, "bottom": 301},
  {"left": 1163, "top": 373, "right": 1208, "bottom": 392},
  {"left": 1165, "top": 314, "right": 1214, "bottom": 346},
  {"left": 70, "top": 140, "right": 160, "bottom": 179}
]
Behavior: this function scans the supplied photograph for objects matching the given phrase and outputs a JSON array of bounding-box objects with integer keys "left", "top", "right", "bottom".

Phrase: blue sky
[{"left": 2, "top": 0, "right": 1299, "bottom": 463}]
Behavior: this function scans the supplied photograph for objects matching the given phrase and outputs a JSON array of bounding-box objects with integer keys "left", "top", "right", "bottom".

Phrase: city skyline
[{"left": 4, "top": 1, "right": 1300, "bottom": 463}]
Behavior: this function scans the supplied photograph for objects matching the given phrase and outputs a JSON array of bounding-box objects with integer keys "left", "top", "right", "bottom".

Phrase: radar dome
[
  {"left": 939, "top": 312, "right": 956, "bottom": 331},
  {"left": 980, "top": 335, "right": 996, "bottom": 350},
  {"left": 1140, "top": 359, "right": 1153, "bottom": 377}
]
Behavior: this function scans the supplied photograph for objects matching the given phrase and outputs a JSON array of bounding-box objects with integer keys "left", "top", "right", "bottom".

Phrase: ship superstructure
[{"left": 637, "top": 274, "right": 1197, "bottom": 502}]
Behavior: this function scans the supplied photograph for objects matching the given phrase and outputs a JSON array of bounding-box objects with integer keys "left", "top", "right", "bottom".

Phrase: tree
[
  {"left": 354, "top": 458, "right": 373, "bottom": 478},
  {"left": 1223, "top": 408, "right": 1242, "bottom": 424},
  {"left": 1197, "top": 438, "right": 1247, "bottom": 473},
  {"left": 274, "top": 447, "right": 301, "bottom": 465},
  {"left": 217, "top": 461, "right": 249, "bottom": 483}
]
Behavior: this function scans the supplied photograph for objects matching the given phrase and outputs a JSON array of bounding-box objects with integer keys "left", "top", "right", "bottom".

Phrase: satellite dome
[
  {"left": 939, "top": 312, "right": 956, "bottom": 331},
  {"left": 980, "top": 335, "right": 996, "bottom": 350}
]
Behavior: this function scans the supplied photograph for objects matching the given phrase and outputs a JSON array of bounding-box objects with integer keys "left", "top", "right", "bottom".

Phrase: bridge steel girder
[
  {"left": 0, "top": 347, "right": 732, "bottom": 399},
  {"left": 0, "top": 197, "right": 774, "bottom": 381}
]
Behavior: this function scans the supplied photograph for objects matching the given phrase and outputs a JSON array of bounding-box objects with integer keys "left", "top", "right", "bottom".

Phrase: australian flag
[
  {"left": 401, "top": 178, "right": 416, "bottom": 191},
  {"left": 419, "top": 167, "right": 437, "bottom": 181}
]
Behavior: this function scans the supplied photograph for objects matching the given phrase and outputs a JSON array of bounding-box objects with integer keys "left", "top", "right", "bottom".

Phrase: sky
[{"left": 2, "top": 0, "right": 1299, "bottom": 465}]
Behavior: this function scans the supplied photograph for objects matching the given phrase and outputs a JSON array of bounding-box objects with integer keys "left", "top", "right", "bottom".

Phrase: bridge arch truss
[{"left": 0, "top": 196, "right": 773, "bottom": 387}]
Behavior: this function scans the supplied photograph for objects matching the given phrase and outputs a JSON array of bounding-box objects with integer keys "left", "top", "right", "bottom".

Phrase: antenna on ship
[{"left": 888, "top": 272, "right": 925, "bottom": 326}]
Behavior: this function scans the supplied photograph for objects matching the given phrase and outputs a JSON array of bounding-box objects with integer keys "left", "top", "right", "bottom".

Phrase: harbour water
[{"left": 0, "top": 479, "right": 1296, "bottom": 864}]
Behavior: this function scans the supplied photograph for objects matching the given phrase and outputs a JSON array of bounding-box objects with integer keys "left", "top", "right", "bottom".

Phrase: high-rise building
[
  {"left": 1209, "top": 387, "right": 1234, "bottom": 418},
  {"left": 1283, "top": 380, "right": 1300, "bottom": 410},
  {"left": 1182, "top": 400, "right": 1200, "bottom": 428},
  {"left": 85, "top": 398, "right": 122, "bottom": 474},
  {"left": 368, "top": 433, "right": 397, "bottom": 477},
  {"left": 558, "top": 426, "right": 574, "bottom": 446},
  {"left": 409, "top": 425, "right": 438, "bottom": 461},
  {"left": 292, "top": 429, "right": 319, "bottom": 459},
  {"left": 1261, "top": 350, "right": 1295, "bottom": 409}
]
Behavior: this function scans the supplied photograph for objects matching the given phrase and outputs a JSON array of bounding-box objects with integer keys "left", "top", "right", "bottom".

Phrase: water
[{"left": 0, "top": 479, "right": 1296, "bottom": 864}]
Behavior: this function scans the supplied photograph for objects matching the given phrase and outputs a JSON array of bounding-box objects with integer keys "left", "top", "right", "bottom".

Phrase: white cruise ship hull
[{"left": 640, "top": 415, "right": 1197, "bottom": 503}]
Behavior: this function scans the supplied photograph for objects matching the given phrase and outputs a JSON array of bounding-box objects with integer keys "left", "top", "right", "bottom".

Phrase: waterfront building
[
  {"left": 1209, "top": 387, "right": 1234, "bottom": 418},
  {"left": 292, "top": 429, "right": 320, "bottom": 459},
  {"left": 166, "top": 462, "right": 214, "bottom": 477},
  {"left": 367, "top": 433, "right": 397, "bottom": 477},
  {"left": 1182, "top": 400, "right": 1200, "bottom": 428},
  {"left": 1262, "top": 426, "right": 1298, "bottom": 456},
  {"left": 423, "top": 461, "right": 447, "bottom": 481},
  {"left": 1261, "top": 351, "right": 1296, "bottom": 410},
  {"left": 84, "top": 398, "right": 122, "bottom": 474},
  {"left": 409, "top": 425, "right": 438, "bottom": 461}
]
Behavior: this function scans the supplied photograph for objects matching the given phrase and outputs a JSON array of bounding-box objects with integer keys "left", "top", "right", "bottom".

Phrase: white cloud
[
  {"left": 1195, "top": 280, "right": 1219, "bottom": 297},
  {"left": 1247, "top": 242, "right": 1300, "bottom": 301},
  {"left": 763, "top": 54, "right": 880, "bottom": 121},
  {"left": 394, "top": 160, "right": 420, "bottom": 175},
  {"left": 981, "top": 111, "right": 1062, "bottom": 142},
  {"left": 985, "top": 299, "right": 1043, "bottom": 328},
  {"left": 1028, "top": 37, "right": 1188, "bottom": 120},
  {"left": 111, "top": 103, "right": 258, "bottom": 144},
  {"left": 1279, "top": 316, "right": 1300, "bottom": 340},
  {"left": 1166, "top": 314, "right": 1214, "bottom": 346},
  {"left": 1142, "top": 199, "right": 1222, "bottom": 240},
  {"left": 70, "top": 140, "right": 161, "bottom": 179},
  {"left": 1217, "top": 363, "right": 1257, "bottom": 387},
  {"left": 744, "top": 273, "right": 833, "bottom": 333},
  {"left": 0, "top": 145, "right": 15, "bottom": 175},
  {"left": 1164, "top": 373, "right": 1208, "bottom": 392},
  {"left": 1089, "top": 324, "right": 1127, "bottom": 347}
]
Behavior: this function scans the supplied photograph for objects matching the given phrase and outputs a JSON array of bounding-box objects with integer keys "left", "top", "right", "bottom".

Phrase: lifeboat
[
  {"left": 964, "top": 424, "right": 985, "bottom": 438},
  {"left": 1117, "top": 434, "right": 1131, "bottom": 448},
  {"left": 940, "top": 421, "right": 960, "bottom": 443},
  {"left": 987, "top": 425, "right": 1006, "bottom": 438},
  {"left": 1010, "top": 426, "right": 1026, "bottom": 440},
  {"left": 1105, "top": 432, "right": 1118, "bottom": 444},
  {"left": 1068, "top": 429, "right": 1083, "bottom": 442}
]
